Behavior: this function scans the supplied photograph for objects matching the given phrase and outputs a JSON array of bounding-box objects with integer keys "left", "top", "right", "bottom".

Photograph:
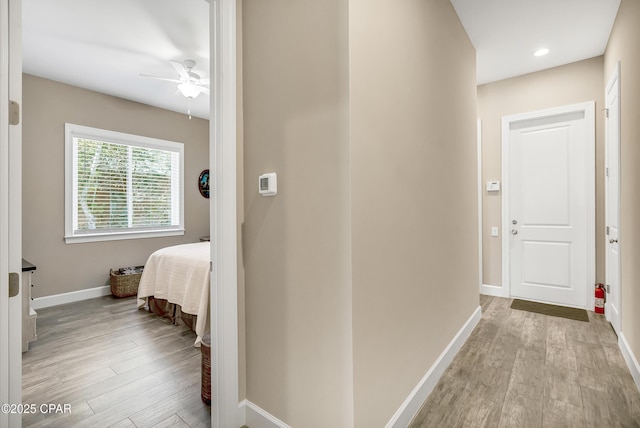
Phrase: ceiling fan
[{"left": 141, "top": 59, "right": 209, "bottom": 100}]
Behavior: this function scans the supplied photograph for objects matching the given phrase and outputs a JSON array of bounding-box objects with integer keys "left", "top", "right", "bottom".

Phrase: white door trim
[
  {"left": 501, "top": 102, "right": 596, "bottom": 309},
  {"left": 210, "top": 0, "right": 242, "bottom": 426},
  {"left": 605, "top": 61, "right": 621, "bottom": 333},
  {"left": 1, "top": 0, "right": 22, "bottom": 425},
  {"left": 0, "top": 0, "right": 11, "bottom": 425},
  {"left": 8, "top": 1, "right": 21, "bottom": 425},
  {"left": 477, "top": 118, "right": 483, "bottom": 293}
]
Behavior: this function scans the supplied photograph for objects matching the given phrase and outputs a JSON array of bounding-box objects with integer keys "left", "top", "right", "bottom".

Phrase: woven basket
[
  {"left": 109, "top": 266, "right": 144, "bottom": 298},
  {"left": 201, "top": 333, "right": 211, "bottom": 405}
]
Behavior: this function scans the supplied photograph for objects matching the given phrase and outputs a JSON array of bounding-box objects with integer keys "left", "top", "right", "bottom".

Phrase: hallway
[{"left": 410, "top": 295, "right": 640, "bottom": 427}]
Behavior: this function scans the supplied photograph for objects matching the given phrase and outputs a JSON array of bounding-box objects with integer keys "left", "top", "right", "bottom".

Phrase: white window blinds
[{"left": 65, "top": 124, "right": 184, "bottom": 243}]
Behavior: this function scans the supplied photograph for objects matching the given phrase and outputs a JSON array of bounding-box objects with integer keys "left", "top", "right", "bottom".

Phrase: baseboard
[
  {"left": 241, "top": 400, "right": 291, "bottom": 428},
  {"left": 385, "top": 305, "right": 483, "bottom": 428},
  {"left": 32, "top": 285, "right": 112, "bottom": 310},
  {"left": 480, "top": 283, "right": 508, "bottom": 298},
  {"left": 619, "top": 333, "right": 640, "bottom": 392}
]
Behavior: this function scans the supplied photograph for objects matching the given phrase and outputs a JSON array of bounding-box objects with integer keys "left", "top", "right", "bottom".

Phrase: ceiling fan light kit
[
  {"left": 141, "top": 59, "right": 210, "bottom": 118},
  {"left": 178, "top": 82, "right": 203, "bottom": 99}
]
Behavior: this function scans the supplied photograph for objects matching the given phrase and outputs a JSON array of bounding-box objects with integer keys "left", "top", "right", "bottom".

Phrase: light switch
[{"left": 491, "top": 227, "right": 499, "bottom": 237}]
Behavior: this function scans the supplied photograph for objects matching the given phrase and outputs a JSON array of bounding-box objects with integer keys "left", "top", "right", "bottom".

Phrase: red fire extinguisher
[{"left": 595, "top": 283, "right": 605, "bottom": 314}]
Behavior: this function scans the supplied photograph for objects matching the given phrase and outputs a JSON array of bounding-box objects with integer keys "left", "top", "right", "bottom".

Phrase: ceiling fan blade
[
  {"left": 197, "top": 78, "right": 210, "bottom": 85},
  {"left": 198, "top": 86, "right": 210, "bottom": 95},
  {"left": 170, "top": 60, "right": 190, "bottom": 80},
  {"left": 140, "top": 74, "right": 182, "bottom": 84}
]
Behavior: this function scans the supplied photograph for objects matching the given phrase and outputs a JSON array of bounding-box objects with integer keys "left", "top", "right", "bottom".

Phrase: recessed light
[{"left": 534, "top": 48, "right": 550, "bottom": 57}]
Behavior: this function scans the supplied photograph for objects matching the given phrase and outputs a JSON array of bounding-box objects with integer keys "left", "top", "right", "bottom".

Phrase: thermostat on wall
[
  {"left": 259, "top": 173, "right": 277, "bottom": 196},
  {"left": 486, "top": 181, "right": 500, "bottom": 192}
]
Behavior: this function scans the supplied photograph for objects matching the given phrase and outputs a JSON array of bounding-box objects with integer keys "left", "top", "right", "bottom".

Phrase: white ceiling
[
  {"left": 451, "top": 0, "right": 621, "bottom": 85},
  {"left": 22, "top": 0, "right": 210, "bottom": 119},
  {"left": 22, "top": 0, "right": 621, "bottom": 118}
]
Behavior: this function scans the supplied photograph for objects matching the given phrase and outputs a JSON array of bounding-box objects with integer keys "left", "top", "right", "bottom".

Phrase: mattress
[{"left": 137, "top": 242, "right": 210, "bottom": 345}]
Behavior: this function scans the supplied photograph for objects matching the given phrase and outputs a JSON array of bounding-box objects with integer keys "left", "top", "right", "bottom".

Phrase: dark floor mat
[{"left": 510, "top": 299, "right": 589, "bottom": 322}]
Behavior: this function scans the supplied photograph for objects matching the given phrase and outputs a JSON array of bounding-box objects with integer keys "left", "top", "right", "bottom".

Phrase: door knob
[
  {"left": 610, "top": 239, "right": 618, "bottom": 244},
  {"left": 511, "top": 229, "right": 518, "bottom": 235}
]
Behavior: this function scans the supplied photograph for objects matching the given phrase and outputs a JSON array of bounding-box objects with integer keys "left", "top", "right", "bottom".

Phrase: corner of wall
[
  {"left": 385, "top": 306, "right": 482, "bottom": 428},
  {"left": 619, "top": 333, "right": 640, "bottom": 391}
]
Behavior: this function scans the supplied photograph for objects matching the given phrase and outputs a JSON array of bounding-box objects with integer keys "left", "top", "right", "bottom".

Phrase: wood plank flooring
[
  {"left": 410, "top": 295, "right": 640, "bottom": 428},
  {"left": 23, "top": 294, "right": 640, "bottom": 427},
  {"left": 22, "top": 296, "right": 210, "bottom": 428}
]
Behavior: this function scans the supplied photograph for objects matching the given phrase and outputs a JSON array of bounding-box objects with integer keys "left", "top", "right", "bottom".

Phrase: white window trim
[{"left": 64, "top": 123, "right": 185, "bottom": 244}]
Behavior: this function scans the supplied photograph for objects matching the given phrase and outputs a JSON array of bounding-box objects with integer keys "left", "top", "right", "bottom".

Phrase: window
[{"left": 65, "top": 124, "right": 184, "bottom": 243}]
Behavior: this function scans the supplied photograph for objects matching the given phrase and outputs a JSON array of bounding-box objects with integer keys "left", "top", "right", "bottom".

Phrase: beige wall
[
  {"left": 477, "top": 57, "right": 605, "bottom": 287},
  {"left": 604, "top": 0, "right": 640, "bottom": 373},
  {"left": 242, "top": 0, "right": 353, "bottom": 426},
  {"left": 243, "top": 0, "right": 478, "bottom": 426},
  {"left": 349, "top": 0, "right": 478, "bottom": 426},
  {"left": 22, "top": 74, "right": 209, "bottom": 298}
]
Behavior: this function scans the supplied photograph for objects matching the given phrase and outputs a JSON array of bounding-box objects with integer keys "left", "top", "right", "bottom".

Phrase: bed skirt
[{"left": 145, "top": 296, "right": 198, "bottom": 336}]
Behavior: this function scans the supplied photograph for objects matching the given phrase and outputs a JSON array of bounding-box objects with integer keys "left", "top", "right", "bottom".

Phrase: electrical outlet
[{"left": 491, "top": 227, "right": 499, "bottom": 237}]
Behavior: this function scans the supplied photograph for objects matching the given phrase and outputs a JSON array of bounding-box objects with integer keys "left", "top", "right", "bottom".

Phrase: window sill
[{"left": 64, "top": 229, "right": 185, "bottom": 244}]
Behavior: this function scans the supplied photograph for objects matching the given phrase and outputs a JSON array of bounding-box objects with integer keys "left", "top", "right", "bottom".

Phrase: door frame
[
  {"left": 501, "top": 102, "right": 596, "bottom": 309},
  {"left": 605, "top": 61, "right": 621, "bottom": 333},
  {"left": 1, "top": 0, "right": 22, "bottom": 426},
  {"left": 210, "top": 0, "right": 242, "bottom": 426},
  {"left": 1, "top": 0, "right": 239, "bottom": 426},
  {"left": 477, "top": 118, "right": 483, "bottom": 294}
]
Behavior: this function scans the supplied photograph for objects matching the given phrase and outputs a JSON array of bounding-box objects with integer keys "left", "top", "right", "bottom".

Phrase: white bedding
[{"left": 137, "top": 242, "right": 210, "bottom": 345}]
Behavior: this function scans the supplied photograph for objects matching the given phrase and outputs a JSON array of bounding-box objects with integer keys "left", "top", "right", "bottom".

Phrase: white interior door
[
  {"left": 605, "top": 63, "right": 621, "bottom": 334},
  {"left": 1, "top": 0, "right": 23, "bottom": 426},
  {"left": 504, "top": 103, "right": 595, "bottom": 309}
]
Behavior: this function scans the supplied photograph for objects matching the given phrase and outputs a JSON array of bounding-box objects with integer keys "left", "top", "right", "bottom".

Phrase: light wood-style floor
[
  {"left": 22, "top": 296, "right": 210, "bottom": 428},
  {"left": 410, "top": 295, "right": 640, "bottom": 428},
  {"left": 22, "top": 294, "right": 640, "bottom": 427}
]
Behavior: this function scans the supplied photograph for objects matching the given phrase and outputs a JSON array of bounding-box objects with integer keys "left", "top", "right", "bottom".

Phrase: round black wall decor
[{"left": 198, "top": 169, "right": 210, "bottom": 198}]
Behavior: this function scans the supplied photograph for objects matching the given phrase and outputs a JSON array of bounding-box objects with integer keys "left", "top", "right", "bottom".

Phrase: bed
[{"left": 137, "top": 242, "right": 210, "bottom": 346}]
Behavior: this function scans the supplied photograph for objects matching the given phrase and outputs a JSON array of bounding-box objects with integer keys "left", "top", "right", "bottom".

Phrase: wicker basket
[
  {"left": 201, "top": 332, "right": 211, "bottom": 405},
  {"left": 109, "top": 266, "right": 144, "bottom": 298}
]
